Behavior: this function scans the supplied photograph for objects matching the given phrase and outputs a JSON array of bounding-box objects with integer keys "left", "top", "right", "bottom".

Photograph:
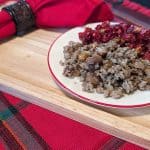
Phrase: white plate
[{"left": 48, "top": 22, "right": 150, "bottom": 108}]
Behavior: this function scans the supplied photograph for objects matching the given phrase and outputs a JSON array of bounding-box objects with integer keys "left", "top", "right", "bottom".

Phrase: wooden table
[{"left": 0, "top": 29, "right": 150, "bottom": 149}]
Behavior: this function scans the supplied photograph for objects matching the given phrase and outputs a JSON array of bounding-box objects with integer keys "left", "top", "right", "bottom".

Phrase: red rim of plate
[{"left": 47, "top": 26, "right": 150, "bottom": 109}]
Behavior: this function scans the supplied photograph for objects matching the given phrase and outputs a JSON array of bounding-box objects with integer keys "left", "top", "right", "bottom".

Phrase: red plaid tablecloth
[{"left": 0, "top": 92, "right": 145, "bottom": 150}]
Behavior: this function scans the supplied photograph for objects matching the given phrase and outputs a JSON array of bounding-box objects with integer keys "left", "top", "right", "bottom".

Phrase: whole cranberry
[
  {"left": 101, "top": 21, "right": 110, "bottom": 28},
  {"left": 79, "top": 27, "right": 94, "bottom": 44},
  {"left": 113, "top": 25, "right": 124, "bottom": 37},
  {"left": 120, "top": 23, "right": 130, "bottom": 32},
  {"left": 92, "top": 30, "right": 102, "bottom": 43}
]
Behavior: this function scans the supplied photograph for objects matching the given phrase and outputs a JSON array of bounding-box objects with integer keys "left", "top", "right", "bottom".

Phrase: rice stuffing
[{"left": 61, "top": 22, "right": 150, "bottom": 99}]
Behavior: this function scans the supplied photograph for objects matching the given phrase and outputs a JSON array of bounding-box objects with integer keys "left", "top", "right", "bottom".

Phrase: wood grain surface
[{"left": 0, "top": 29, "right": 150, "bottom": 149}]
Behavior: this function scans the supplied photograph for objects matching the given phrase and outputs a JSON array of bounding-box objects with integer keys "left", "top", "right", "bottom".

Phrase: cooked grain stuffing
[
  {"left": 61, "top": 40, "right": 150, "bottom": 99},
  {"left": 61, "top": 22, "right": 150, "bottom": 99}
]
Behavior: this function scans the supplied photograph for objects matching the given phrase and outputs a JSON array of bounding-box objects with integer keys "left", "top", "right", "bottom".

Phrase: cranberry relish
[{"left": 79, "top": 21, "right": 150, "bottom": 60}]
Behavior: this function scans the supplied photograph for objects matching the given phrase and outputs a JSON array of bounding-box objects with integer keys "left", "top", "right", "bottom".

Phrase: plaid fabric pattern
[
  {"left": 0, "top": 92, "right": 50, "bottom": 150},
  {"left": 0, "top": 92, "right": 145, "bottom": 150}
]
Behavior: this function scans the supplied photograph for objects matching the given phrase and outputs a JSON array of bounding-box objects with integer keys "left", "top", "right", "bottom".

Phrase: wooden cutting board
[{"left": 0, "top": 29, "right": 150, "bottom": 149}]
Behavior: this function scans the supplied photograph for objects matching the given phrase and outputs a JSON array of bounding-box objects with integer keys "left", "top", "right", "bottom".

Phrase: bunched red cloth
[
  {"left": 0, "top": 0, "right": 113, "bottom": 40},
  {"left": 0, "top": 92, "right": 145, "bottom": 149}
]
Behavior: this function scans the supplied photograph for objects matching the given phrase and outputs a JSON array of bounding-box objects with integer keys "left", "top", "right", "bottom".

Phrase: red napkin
[{"left": 0, "top": 0, "right": 113, "bottom": 40}]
